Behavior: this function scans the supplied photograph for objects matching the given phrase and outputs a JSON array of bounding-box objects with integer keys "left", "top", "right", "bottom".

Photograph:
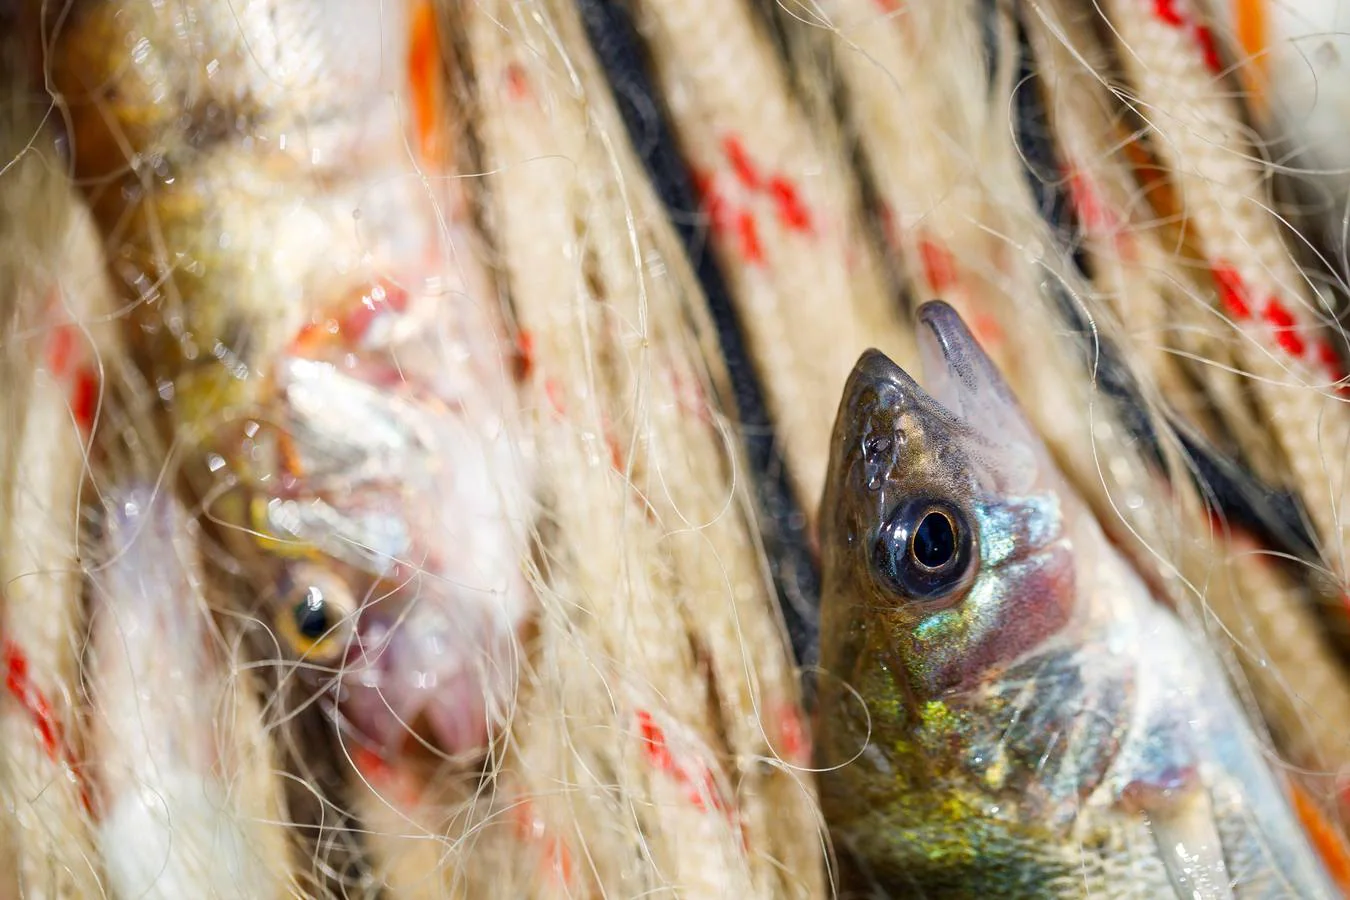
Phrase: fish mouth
[
  {"left": 841, "top": 300, "right": 974, "bottom": 417},
  {"left": 915, "top": 299, "right": 993, "bottom": 416},
  {"left": 338, "top": 606, "right": 517, "bottom": 760}
]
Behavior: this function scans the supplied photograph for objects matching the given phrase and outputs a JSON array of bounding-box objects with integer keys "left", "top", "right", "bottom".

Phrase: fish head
[
  {"left": 240, "top": 349, "right": 531, "bottom": 761},
  {"left": 818, "top": 300, "right": 1079, "bottom": 726}
]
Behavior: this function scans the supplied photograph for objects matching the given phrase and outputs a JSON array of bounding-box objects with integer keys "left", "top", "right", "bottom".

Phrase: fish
[
  {"left": 48, "top": 0, "right": 534, "bottom": 760},
  {"left": 812, "top": 300, "right": 1339, "bottom": 898}
]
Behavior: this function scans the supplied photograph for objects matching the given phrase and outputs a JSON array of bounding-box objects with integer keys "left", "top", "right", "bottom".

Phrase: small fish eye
[
  {"left": 872, "top": 499, "right": 975, "bottom": 602},
  {"left": 292, "top": 586, "right": 332, "bottom": 640},
  {"left": 274, "top": 564, "right": 357, "bottom": 662}
]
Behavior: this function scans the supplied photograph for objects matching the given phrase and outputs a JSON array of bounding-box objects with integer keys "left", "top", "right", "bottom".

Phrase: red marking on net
[
  {"left": 737, "top": 211, "right": 766, "bottom": 265},
  {"left": 352, "top": 746, "right": 424, "bottom": 808},
  {"left": 767, "top": 176, "right": 813, "bottom": 234},
  {"left": 669, "top": 369, "right": 709, "bottom": 422},
  {"left": 918, "top": 239, "right": 957, "bottom": 292},
  {"left": 1202, "top": 504, "right": 1261, "bottom": 552},
  {"left": 1262, "top": 300, "right": 1306, "bottom": 357},
  {"left": 874, "top": 0, "right": 902, "bottom": 11},
  {"left": 71, "top": 368, "right": 99, "bottom": 435},
  {"left": 1064, "top": 168, "right": 1119, "bottom": 237},
  {"left": 1211, "top": 264, "right": 1252, "bottom": 320},
  {"left": 514, "top": 329, "right": 535, "bottom": 381},
  {"left": 722, "top": 135, "right": 762, "bottom": 191},
  {"left": 635, "top": 710, "right": 736, "bottom": 819},
  {"left": 505, "top": 63, "right": 531, "bottom": 101},
  {"left": 3, "top": 640, "right": 93, "bottom": 814},
  {"left": 337, "top": 282, "right": 411, "bottom": 345},
  {"left": 605, "top": 426, "right": 625, "bottom": 472},
  {"left": 1193, "top": 25, "right": 1223, "bottom": 74},
  {"left": 777, "top": 704, "right": 809, "bottom": 763},
  {"left": 512, "top": 799, "right": 575, "bottom": 886},
  {"left": 692, "top": 169, "right": 733, "bottom": 235},
  {"left": 544, "top": 378, "right": 566, "bottom": 415},
  {"left": 1153, "top": 0, "right": 1186, "bottom": 27},
  {"left": 971, "top": 313, "right": 1006, "bottom": 348},
  {"left": 352, "top": 746, "right": 395, "bottom": 783},
  {"left": 45, "top": 325, "right": 76, "bottom": 377},
  {"left": 1315, "top": 339, "right": 1348, "bottom": 391}
]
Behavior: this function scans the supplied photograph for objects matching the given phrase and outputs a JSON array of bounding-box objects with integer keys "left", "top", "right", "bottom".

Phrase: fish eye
[
  {"left": 274, "top": 564, "right": 357, "bottom": 662},
  {"left": 872, "top": 498, "right": 975, "bottom": 602}
]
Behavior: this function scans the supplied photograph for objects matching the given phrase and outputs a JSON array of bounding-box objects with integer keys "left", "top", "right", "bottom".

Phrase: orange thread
[
  {"left": 407, "top": 0, "right": 443, "bottom": 162},
  {"left": 1234, "top": 0, "right": 1269, "bottom": 113},
  {"left": 1294, "top": 781, "right": 1350, "bottom": 891}
]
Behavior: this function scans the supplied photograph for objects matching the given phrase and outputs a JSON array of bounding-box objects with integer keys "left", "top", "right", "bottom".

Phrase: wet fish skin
[{"left": 812, "top": 301, "right": 1338, "bottom": 898}]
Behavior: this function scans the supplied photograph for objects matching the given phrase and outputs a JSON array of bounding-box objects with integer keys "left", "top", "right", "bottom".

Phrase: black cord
[{"left": 575, "top": 0, "right": 822, "bottom": 669}]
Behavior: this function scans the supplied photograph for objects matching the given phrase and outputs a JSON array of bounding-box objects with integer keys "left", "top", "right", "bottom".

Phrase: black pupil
[
  {"left": 912, "top": 512, "right": 956, "bottom": 569},
  {"left": 293, "top": 586, "right": 330, "bottom": 640}
]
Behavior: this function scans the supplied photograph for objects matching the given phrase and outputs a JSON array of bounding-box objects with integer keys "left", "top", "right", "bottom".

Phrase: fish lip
[
  {"left": 916, "top": 299, "right": 965, "bottom": 343},
  {"left": 851, "top": 347, "right": 908, "bottom": 386},
  {"left": 916, "top": 299, "right": 978, "bottom": 390}
]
